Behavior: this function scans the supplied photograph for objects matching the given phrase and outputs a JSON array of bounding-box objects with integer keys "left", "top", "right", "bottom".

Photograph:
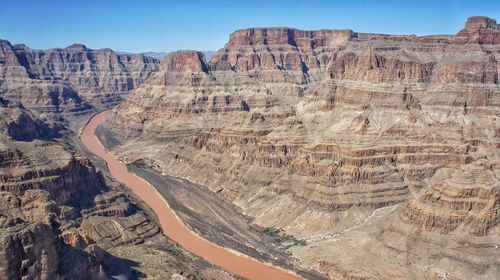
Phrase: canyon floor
[
  {"left": 90, "top": 113, "right": 326, "bottom": 279},
  {"left": 69, "top": 111, "right": 242, "bottom": 279}
]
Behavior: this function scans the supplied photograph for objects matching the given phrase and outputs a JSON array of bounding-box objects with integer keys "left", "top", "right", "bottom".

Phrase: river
[{"left": 79, "top": 110, "right": 302, "bottom": 280}]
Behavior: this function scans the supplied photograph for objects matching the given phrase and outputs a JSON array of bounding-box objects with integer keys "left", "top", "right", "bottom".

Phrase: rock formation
[
  {"left": 458, "top": 16, "right": 500, "bottom": 44},
  {"left": 0, "top": 190, "right": 104, "bottom": 280},
  {"left": 0, "top": 43, "right": 167, "bottom": 278},
  {"left": 399, "top": 160, "right": 498, "bottom": 236},
  {"left": 0, "top": 98, "right": 58, "bottom": 141},
  {"left": 0, "top": 102, "right": 237, "bottom": 278},
  {"left": 107, "top": 16, "right": 500, "bottom": 279},
  {"left": 0, "top": 39, "right": 159, "bottom": 116},
  {"left": 0, "top": 42, "right": 234, "bottom": 278}
]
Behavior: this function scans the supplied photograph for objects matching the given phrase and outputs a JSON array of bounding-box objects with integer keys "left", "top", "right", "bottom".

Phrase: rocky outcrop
[
  {"left": 457, "top": 16, "right": 500, "bottom": 44},
  {"left": 0, "top": 99, "right": 58, "bottom": 141},
  {"left": 0, "top": 39, "right": 159, "bottom": 115},
  {"left": 163, "top": 51, "right": 209, "bottom": 73},
  {"left": 0, "top": 190, "right": 103, "bottom": 280},
  {"left": 399, "top": 159, "right": 498, "bottom": 236},
  {"left": 211, "top": 28, "right": 352, "bottom": 73},
  {"left": 107, "top": 16, "right": 500, "bottom": 279},
  {"left": 0, "top": 141, "right": 103, "bottom": 206}
]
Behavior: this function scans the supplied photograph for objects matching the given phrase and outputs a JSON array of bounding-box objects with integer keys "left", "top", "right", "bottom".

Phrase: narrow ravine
[{"left": 80, "top": 110, "right": 302, "bottom": 280}]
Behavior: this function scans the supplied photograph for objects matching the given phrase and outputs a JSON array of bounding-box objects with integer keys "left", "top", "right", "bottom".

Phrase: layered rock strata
[
  {"left": 0, "top": 97, "right": 233, "bottom": 278},
  {"left": 108, "top": 16, "right": 500, "bottom": 279},
  {"left": 0, "top": 98, "right": 58, "bottom": 141},
  {"left": 0, "top": 190, "right": 100, "bottom": 280},
  {"left": 0, "top": 109, "right": 156, "bottom": 278},
  {"left": 0, "top": 39, "right": 159, "bottom": 116}
]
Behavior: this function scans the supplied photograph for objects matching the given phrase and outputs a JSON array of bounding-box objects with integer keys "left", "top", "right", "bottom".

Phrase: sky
[{"left": 1, "top": 0, "right": 500, "bottom": 53}]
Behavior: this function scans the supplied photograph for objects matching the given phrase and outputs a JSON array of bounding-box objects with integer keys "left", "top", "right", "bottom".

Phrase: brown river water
[{"left": 80, "top": 110, "right": 302, "bottom": 280}]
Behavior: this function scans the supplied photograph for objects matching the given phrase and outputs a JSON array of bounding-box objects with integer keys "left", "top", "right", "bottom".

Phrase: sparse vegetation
[{"left": 261, "top": 227, "right": 307, "bottom": 248}]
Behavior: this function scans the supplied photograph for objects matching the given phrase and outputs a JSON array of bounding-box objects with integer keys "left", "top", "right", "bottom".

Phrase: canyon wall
[
  {"left": 0, "top": 97, "right": 238, "bottom": 279},
  {"left": 0, "top": 40, "right": 159, "bottom": 116},
  {"left": 108, "top": 16, "right": 500, "bottom": 279},
  {"left": 0, "top": 42, "right": 236, "bottom": 278},
  {"left": 0, "top": 101, "right": 160, "bottom": 278}
]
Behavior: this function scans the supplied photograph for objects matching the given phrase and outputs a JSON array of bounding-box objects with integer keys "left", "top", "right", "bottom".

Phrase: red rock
[
  {"left": 457, "top": 16, "right": 500, "bottom": 44},
  {"left": 162, "top": 51, "right": 209, "bottom": 73},
  {"left": 108, "top": 16, "right": 500, "bottom": 279}
]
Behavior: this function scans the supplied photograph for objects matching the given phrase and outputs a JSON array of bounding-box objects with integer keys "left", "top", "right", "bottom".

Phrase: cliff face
[
  {"left": 0, "top": 52, "right": 235, "bottom": 278},
  {"left": 457, "top": 16, "right": 500, "bottom": 44},
  {"left": 211, "top": 28, "right": 352, "bottom": 74},
  {"left": 0, "top": 108, "right": 160, "bottom": 279},
  {"left": 0, "top": 190, "right": 103, "bottom": 280},
  {"left": 0, "top": 40, "right": 159, "bottom": 115},
  {"left": 0, "top": 104, "right": 234, "bottom": 279},
  {"left": 0, "top": 99, "right": 59, "bottom": 141},
  {"left": 108, "top": 16, "right": 500, "bottom": 279}
]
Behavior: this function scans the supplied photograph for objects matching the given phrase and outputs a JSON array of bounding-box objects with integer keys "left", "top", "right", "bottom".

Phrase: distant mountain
[
  {"left": 203, "top": 51, "right": 216, "bottom": 61},
  {"left": 141, "top": 52, "right": 167, "bottom": 60},
  {"left": 116, "top": 51, "right": 217, "bottom": 61},
  {"left": 114, "top": 51, "right": 166, "bottom": 60},
  {"left": 114, "top": 50, "right": 135, "bottom": 55}
]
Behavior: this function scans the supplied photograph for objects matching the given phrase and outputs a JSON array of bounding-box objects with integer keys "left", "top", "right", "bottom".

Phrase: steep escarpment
[
  {"left": 0, "top": 98, "right": 59, "bottom": 141},
  {"left": 457, "top": 16, "right": 500, "bottom": 44},
  {"left": 210, "top": 28, "right": 353, "bottom": 83},
  {"left": 0, "top": 190, "right": 111, "bottom": 280},
  {"left": 0, "top": 39, "right": 159, "bottom": 116},
  {"left": 107, "top": 16, "right": 500, "bottom": 279},
  {"left": 0, "top": 111, "right": 236, "bottom": 279},
  {"left": 0, "top": 120, "right": 151, "bottom": 279},
  {"left": 0, "top": 141, "right": 104, "bottom": 206},
  {"left": 0, "top": 71, "right": 235, "bottom": 279}
]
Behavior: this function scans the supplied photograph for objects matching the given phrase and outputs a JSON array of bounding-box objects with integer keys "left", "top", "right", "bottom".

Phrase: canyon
[
  {"left": 0, "top": 44, "right": 236, "bottom": 279},
  {"left": 105, "top": 16, "right": 499, "bottom": 279},
  {"left": 81, "top": 110, "right": 302, "bottom": 280},
  {"left": 0, "top": 15, "right": 498, "bottom": 280},
  {"left": 0, "top": 39, "right": 159, "bottom": 116}
]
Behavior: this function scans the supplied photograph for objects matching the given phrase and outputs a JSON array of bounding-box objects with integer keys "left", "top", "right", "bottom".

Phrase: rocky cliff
[
  {"left": 107, "top": 16, "right": 500, "bottom": 279},
  {"left": 0, "top": 40, "right": 159, "bottom": 116},
  {"left": 0, "top": 190, "right": 106, "bottom": 280},
  {"left": 0, "top": 39, "right": 236, "bottom": 278},
  {"left": 0, "top": 98, "right": 59, "bottom": 141},
  {"left": 0, "top": 106, "right": 154, "bottom": 279},
  {"left": 0, "top": 103, "right": 236, "bottom": 279}
]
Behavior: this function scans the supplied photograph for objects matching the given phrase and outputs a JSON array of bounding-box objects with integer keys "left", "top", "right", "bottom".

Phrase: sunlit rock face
[
  {"left": 457, "top": 16, "right": 500, "bottom": 44},
  {"left": 107, "top": 16, "right": 499, "bottom": 279},
  {"left": 0, "top": 37, "right": 238, "bottom": 279},
  {"left": 0, "top": 39, "right": 159, "bottom": 116},
  {"left": 0, "top": 102, "right": 167, "bottom": 279}
]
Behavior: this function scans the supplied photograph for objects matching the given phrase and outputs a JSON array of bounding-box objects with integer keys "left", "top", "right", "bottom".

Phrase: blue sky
[{"left": 1, "top": 0, "right": 499, "bottom": 53}]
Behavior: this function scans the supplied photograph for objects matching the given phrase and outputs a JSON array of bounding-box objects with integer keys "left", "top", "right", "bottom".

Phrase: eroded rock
[{"left": 107, "top": 16, "right": 500, "bottom": 279}]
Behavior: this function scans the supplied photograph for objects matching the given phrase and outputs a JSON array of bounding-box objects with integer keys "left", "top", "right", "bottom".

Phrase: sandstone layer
[
  {"left": 107, "top": 16, "right": 500, "bottom": 279},
  {"left": 0, "top": 83, "right": 234, "bottom": 278},
  {"left": 0, "top": 39, "right": 159, "bottom": 117}
]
